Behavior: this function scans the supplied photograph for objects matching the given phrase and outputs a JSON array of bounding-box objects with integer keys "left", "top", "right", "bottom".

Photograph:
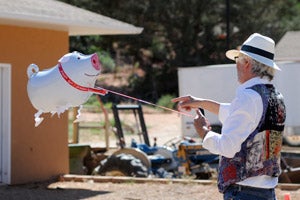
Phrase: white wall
[{"left": 274, "top": 62, "right": 300, "bottom": 127}]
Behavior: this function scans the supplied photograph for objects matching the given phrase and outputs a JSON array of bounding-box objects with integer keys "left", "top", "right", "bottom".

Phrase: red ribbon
[{"left": 58, "top": 63, "right": 107, "bottom": 95}]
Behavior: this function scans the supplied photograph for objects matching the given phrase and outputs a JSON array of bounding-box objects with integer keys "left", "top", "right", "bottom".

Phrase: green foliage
[
  {"left": 157, "top": 94, "right": 176, "bottom": 111},
  {"left": 98, "top": 52, "right": 116, "bottom": 73},
  {"left": 84, "top": 94, "right": 99, "bottom": 106},
  {"left": 84, "top": 94, "right": 113, "bottom": 110}
]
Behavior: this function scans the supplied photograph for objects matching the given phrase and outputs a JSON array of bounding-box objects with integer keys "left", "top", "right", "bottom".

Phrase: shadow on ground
[{"left": 0, "top": 182, "right": 111, "bottom": 200}]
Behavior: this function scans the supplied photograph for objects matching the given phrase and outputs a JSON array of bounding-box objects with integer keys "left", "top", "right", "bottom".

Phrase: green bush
[
  {"left": 85, "top": 94, "right": 99, "bottom": 106},
  {"left": 84, "top": 95, "right": 112, "bottom": 110},
  {"left": 157, "top": 94, "right": 175, "bottom": 111},
  {"left": 98, "top": 52, "right": 116, "bottom": 73}
]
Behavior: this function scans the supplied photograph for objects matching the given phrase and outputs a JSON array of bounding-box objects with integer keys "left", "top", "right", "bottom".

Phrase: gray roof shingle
[{"left": 0, "top": 0, "right": 143, "bottom": 35}]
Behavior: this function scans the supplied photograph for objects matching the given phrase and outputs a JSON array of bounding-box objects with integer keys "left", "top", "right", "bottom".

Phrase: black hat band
[{"left": 241, "top": 45, "right": 274, "bottom": 60}]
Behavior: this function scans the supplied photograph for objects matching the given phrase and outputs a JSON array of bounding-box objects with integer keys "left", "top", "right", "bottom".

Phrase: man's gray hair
[{"left": 250, "top": 58, "right": 275, "bottom": 81}]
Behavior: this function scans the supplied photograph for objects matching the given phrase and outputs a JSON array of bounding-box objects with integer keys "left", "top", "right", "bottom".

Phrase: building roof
[
  {"left": 275, "top": 31, "right": 300, "bottom": 61},
  {"left": 0, "top": 0, "right": 143, "bottom": 36}
]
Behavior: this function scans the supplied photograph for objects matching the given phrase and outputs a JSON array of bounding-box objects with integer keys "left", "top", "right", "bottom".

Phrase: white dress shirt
[{"left": 203, "top": 77, "right": 278, "bottom": 188}]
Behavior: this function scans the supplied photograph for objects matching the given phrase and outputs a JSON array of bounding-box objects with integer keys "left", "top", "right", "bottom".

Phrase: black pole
[{"left": 226, "top": 0, "right": 230, "bottom": 50}]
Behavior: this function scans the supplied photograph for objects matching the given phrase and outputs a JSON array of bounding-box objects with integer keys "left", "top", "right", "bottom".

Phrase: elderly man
[{"left": 173, "top": 33, "right": 286, "bottom": 200}]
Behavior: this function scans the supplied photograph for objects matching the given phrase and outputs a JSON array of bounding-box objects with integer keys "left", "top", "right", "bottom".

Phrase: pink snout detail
[{"left": 91, "top": 53, "right": 101, "bottom": 71}]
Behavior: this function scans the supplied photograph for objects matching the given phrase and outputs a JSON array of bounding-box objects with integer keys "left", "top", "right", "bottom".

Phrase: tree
[{"left": 60, "top": 0, "right": 300, "bottom": 102}]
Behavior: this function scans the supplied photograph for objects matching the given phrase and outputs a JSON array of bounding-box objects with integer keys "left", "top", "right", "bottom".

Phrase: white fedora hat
[{"left": 226, "top": 33, "right": 280, "bottom": 70}]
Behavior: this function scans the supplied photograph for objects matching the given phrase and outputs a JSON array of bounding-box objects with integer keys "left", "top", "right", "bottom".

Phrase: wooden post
[
  {"left": 96, "top": 95, "right": 110, "bottom": 150},
  {"left": 72, "top": 107, "right": 79, "bottom": 143}
]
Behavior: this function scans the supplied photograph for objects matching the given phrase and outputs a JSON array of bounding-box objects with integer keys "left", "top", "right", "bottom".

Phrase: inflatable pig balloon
[{"left": 27, "top": 51, "right": 105, "bottom": 127}]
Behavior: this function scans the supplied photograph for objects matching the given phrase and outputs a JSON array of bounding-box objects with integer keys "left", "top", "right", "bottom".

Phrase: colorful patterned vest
[{"left": 218, "top": 84, "right": 286, "bottom": 193}]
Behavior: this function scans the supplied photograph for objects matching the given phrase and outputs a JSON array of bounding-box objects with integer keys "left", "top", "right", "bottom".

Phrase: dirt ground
[
  {"left": 1, "top": 179, "right": 300, "bottom": 200},
  {"left": 2, "top": 110, "right": 300, "bottom": 199}
]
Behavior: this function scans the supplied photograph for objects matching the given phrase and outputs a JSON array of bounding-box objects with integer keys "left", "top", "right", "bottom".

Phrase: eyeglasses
[{"left": 234, "top": 56, "right": 239, "bottom": 62}]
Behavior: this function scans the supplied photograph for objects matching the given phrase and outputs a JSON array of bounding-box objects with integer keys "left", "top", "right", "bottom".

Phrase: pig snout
[{"left": 91, "top": 53, "right": 101, "bottom": 71}]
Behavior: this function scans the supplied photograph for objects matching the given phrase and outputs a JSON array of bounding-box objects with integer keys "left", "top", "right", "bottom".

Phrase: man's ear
[{"left": 244, "top": 57, "right": 252, "bottom": 70}]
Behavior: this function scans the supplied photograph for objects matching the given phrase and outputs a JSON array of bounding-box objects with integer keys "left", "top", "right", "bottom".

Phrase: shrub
[
  {"left": 157, "top": 94, "right": 175, "bottom": 111},
  {"left": 98, "top": 52, "right": 116, "bottom": 73}
]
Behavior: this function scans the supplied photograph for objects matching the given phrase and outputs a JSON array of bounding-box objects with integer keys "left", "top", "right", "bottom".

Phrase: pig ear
[{"left": 58, "top": 53, "right": 72, "bottom": 63}]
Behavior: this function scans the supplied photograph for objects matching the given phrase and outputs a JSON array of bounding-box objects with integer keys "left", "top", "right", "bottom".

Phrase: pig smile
[{"left": 84, "top": 72, "right": 100, "bottom": 77}]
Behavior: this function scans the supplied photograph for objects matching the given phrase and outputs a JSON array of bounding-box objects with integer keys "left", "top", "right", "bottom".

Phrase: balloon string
[{"left": 89, "top": 86, "right": 194, "bottom": 118}]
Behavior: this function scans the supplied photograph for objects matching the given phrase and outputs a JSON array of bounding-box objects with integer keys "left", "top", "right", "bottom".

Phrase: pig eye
[{"left": 77, "top": 57, "right": 81, "bottom": 60}]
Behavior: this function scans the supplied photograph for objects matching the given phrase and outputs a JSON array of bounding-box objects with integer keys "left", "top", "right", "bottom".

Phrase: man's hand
[
  {"left": 172, "top": 95, "right": 201, "bottom": 111},
  {"left": 194, "top": 109, "right": 211, "bottom": 139}
]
